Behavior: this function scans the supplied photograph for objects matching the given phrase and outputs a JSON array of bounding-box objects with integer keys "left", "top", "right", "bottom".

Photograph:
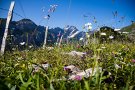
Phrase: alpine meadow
[{"left": 0, "top": 0, "right": 135, "bottom": 90}]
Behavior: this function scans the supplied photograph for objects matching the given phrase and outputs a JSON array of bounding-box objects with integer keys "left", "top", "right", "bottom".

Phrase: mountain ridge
[{"left": 0, "top": 18, "right": 85, "bottom": 48}]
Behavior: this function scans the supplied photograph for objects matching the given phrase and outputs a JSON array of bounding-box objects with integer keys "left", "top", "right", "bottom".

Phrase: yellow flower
[
  {"left": 122, "top": 45, "right": 125, "bottom": 48},
  {"left": 21, "top": 64, "right": 25, "bottom": 68}
]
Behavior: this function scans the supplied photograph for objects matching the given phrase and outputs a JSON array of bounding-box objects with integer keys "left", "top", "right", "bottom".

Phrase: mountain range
[
  {"left": 0, "top": 18, "right": 85, "bottom": 48},
  {"left": 0, "top": 18, "right": 134, "bottom": 50}
]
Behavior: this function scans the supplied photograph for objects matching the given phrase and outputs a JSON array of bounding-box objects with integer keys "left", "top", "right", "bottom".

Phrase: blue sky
[{"left": 0, "top": 0, "right": 135, "bottom": 31}]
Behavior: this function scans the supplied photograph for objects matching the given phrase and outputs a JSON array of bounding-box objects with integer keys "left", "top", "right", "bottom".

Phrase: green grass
[
  {"left": 0, "top": 42, "right": 135, "bottom": 90},
  {"left": 121, "top": 23, "right": 135, "bottom": 32}
]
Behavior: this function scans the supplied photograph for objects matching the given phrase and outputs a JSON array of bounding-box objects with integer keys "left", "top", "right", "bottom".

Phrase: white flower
[
  {"left": 50, "top": 4, "right": 58, "bottom": 7},
  {"left": 85, "top": 22, "right": 92, "bottom": 27},
  {"left": 48, "top": 5, "right": 58, "bottom": 13},
  {"left": 87, "top": 26, "right": 92, "bottom": 30},
  {"left": 122, "top": 32, "right": 129, "bottom": 34},
  {"left": 12, "top": 48, "right": 15, "bottom": 51},
  {"left": 65, "top": 51, "right": 86, "bottom": 57},
  {"left": 86, "top": 34, "right": 90, "bottom": 38},
  {"left": 79, "top": 37, "right": 83, "bottom": 41},
  {"left": 32, "top": 64, "right": 40, "bottom": 72},
  {"left": 84, "top": 22, "right": 92, "bottom": 30},
  {"left": 64, "top": 65, "right": 80, "bottom": 73},
  {"left": 29, "top": 45, "right": 33, "bottom": 48},
  {"left": 100, "top": 32, "right": 106, "bottom": 36},
  {"left": 20, "top": 42, "right": 25, "bottom": 45},
  {"left": 42, "top": 63, "right": 49, "bottom": 70},
  {"left": 101, "top": 47, "right": 106, "bottom": 49},
  {"left": 69, "top": 67, "right": 102, "bottom": 80},
  {"left": 69, "top": 75, "right": 76, "bottom": 80},
  {"left": 115, "top": 64, "right": 121, "bottom": 69},
  {"left": 44, "top": 15, "right": 50, "bottom": 19},
  {"left": 86, "top": 33, "right": 90, "bottom": 38},
  {"left": 109, "top": 35, "right": 114, "bottom": 39},
  {"left": 118, "top": 31, "right": 122, "bottom": 34},
  {"left": 85, "top": 67, "right": 102, "bottom": 76},
  {"left": 114, "top": 28, "right": 120, "bottom": 31},
  {"left": 70, "top": 51, "right": 86, "bottom": 57}
]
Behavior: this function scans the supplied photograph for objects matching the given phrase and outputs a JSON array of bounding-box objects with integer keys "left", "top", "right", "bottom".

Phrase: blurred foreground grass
[{"left": 0, "top": 41, "right": 135, "bottom": 90}]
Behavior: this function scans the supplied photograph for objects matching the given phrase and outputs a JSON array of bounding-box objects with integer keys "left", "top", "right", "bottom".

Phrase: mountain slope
[
  {"left": 93, "top": 26, "right": 131, "bottom": 42},
  {"left": 120, "top": 22, "right": 135, "bottom": 33},
  {"left": 120, "top": 22, "right": 135, "bottom": 42},
  {"left": 0, "top": 18, "right": 85, "bottom": 49}
]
